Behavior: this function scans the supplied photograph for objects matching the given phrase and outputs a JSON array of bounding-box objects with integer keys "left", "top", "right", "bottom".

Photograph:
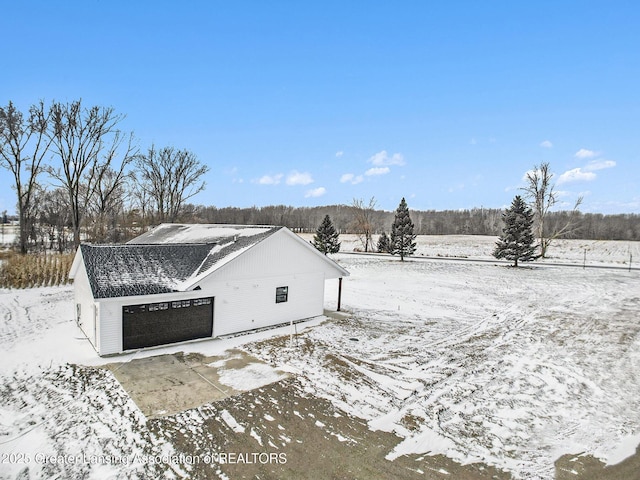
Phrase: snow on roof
[
  {"left": 80, "top": 243, "right": 213, "bottom": 299},
  {"left": 127, "top": 224, "right": 278, "bottom": 245},
  {"left": 82, "top": 225, "right": 282, "bottom": 299}
]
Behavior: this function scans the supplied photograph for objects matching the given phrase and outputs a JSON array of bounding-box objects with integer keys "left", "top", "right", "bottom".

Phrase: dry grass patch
[{"left": 0, "top": 251, "right": 74, "bottom": 288}]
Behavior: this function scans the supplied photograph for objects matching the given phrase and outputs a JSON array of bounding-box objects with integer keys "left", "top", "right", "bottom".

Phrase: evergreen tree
[
  {"left": 493, "top": 195, "right": 539, "bottom": 267},
  {"left": 377, "top": 231, "right": 392, "bottom": 253},
  {"left": 313, "top": 214, "right": 341, "bottom": 255},
  {"left": 390, "top": 197, "right": 416, "bottom": 261}
]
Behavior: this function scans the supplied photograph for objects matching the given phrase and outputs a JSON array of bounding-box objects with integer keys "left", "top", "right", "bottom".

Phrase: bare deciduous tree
[
  {"left": 90, "top": 167, "right": 127, "bottom": 242},
  {"left": 350, "top": 197, "right": 377, "bottom": 252},
  {"left": 0, "top": 101, "right": 51, "bottom": 253},
  {"left": 134, "top": 145, "right": 209, "bottom": 223},
  {"left": 39, "top": 187, "right": 71, "bottom": 252},
  {"left": 90, "top": 131, "right": 137, "bottom": 242},
  {"left": 46, "top": 100, "right": 133, "bottom": 248},
  {"left": 522, "top": 162, "right": 582, "bottom": 257}
]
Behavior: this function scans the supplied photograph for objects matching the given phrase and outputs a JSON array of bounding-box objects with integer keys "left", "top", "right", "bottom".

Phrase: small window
[
  {"left": 124, "top": 305, "right": 146, "bottom": 314},
  {"left": 149, "top": 302, "right": 169, "bottom": 312},
  {"left": 276, "top": 286, "right": 288, "bottom": 303},
  {"left": 193, "top": 298, "right": 212, "bottom": 306}
]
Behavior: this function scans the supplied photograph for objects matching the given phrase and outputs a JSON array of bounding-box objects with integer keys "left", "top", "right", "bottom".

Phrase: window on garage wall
[{"left": 275, "top": 286, "right": 288, "bottom": 303}]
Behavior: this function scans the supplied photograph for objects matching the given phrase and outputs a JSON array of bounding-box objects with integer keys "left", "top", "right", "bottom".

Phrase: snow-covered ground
[
  {"left": 0, "top": 225, "right": 17, "bottom": 247},
  {"left": 259, "top": 239, "right": 640, "bottom": 477},
  {"left": 309, "top": 260, "right": 638, "bottom": 475},
  {"left": 0, "top": 287, "right": 323, "bottom": 479},
  {"left": 1, "top": 236, "right": 639, "bottom": 479}
]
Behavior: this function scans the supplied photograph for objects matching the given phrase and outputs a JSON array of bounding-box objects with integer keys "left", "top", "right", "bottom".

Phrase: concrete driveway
[{"left": 105, "top": 349, "right": 288, "bottom": 417}]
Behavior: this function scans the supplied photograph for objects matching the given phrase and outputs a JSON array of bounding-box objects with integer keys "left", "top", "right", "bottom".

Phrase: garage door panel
[{"left": 122, "top": 297, "right": 213, "bottom": 350}]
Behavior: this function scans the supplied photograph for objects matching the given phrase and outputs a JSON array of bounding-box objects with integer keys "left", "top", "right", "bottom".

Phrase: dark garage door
[{"left": 122, "top": 297, "right": 213, "bottom": 350}]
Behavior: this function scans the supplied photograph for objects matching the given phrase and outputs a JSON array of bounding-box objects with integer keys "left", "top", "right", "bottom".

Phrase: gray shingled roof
[
  {"left": 81, "top": 225, "right": 282, "bottom": 299},
  {"left": 81, "top": 243, "right": 213, "bottom": 299}
]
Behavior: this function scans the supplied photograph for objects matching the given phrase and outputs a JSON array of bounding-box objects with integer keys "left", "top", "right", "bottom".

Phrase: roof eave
[
  {"left": 280, "top": 227, "right": 350, "bottom": 277},
  {"left": 68, "top": 244, "right": 85, "bottom": 280}
]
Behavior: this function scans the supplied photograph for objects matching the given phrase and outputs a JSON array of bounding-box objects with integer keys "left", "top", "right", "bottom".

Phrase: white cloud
[
  {"left": 286, "top": 170, "right": 314, "bottom": 186},
  {"left": 575, "top": 148, "right": 599, "bottom": 159},
  {"left": 553, "top": 157, "right": 615, "bottom": 186},
  {"left": 557, "top": 168, "right": 596, "bottom": 185},
  {"left": 540, "top": 140, "right": 553, "bottom": 148},
  {"left": 368, "top": 150, "right": 405, "bottom": 166},
  {"left": 257, "top": 174, "right": 283, "bottom": 185},
  {"left": 365, "top": 166, "right": 390, "bottom": 176},
  {"left": 340, "top": 173, "right": 363, "bottom": 184},
  {"left": 340, "top": 173, "right": 354, "bottom": 183},
  {"left": 584, "top": 159, "right": 616, "bottom": 171},
  {"left": 335, "top": 151, "right": 344, "bottom": 158},
  {"left": 305, "top": 187, "right": 326, "bottom": 198}
]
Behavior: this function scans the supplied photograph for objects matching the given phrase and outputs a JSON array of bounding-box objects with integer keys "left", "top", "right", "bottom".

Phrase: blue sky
[{"left": 1, "top": 1, "right": 639, "bottom": 214}]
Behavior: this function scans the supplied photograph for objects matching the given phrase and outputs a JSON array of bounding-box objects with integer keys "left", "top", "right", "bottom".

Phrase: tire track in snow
[{"left": 0, "top": 296, "right": 31, "bottom": 347}]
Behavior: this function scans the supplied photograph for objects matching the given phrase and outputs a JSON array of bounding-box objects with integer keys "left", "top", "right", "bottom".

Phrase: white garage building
[{"left": 69, "top": 224, "right": 349, "bottom": 356}]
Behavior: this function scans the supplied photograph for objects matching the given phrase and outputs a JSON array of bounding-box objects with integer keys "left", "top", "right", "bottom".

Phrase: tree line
[
  {"left": 2, "top": 100, "right": 639, "bottom": 255},
  {"left": 190, "top": 204, "right": 640, "bottom": 241},
  {"left": 4, "top": 195, "right": 637, "bottom": 254}
]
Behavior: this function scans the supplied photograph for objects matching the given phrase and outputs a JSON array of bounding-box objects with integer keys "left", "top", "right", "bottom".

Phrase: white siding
[
  {"left": 73, "top": 260, "right": 97, "bottom": 348},
  {"left": 204, "top": 229, "right": 343, "bottom": 281},
  {"left": 97, "top": 300, "right": 122, "bottom": 355},
  {"left": 195, "top": 229, "right": 334, "bottom": 337},
  {"left": 211, "top": 272, "right": 324, "bottom": 337}
]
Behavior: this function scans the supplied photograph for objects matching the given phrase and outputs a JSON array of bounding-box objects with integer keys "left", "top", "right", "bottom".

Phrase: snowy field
[
  {"left": 255, "top": 253, "right": 640, "bottom": 477},
  {"left": 0, "top": 225, "right": 17, "bottom": 247},
  {"left": 307, "top": 233, "right": 640, "bottom": 268},
  {"left": 0, "top": 236, "right": 639, "bottom": 479}
]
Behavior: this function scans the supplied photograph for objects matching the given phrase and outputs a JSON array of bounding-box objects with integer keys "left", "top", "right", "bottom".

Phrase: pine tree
[
  {"left": 390, "top": 197, "right": 416, "bottom": 261},
  {"left": 493, "top": 195, "right": 539, "bottom": 267},
  {"left": 377, "top": 232, "right": 392, "bottom": 253},
  {"left": 313, "top": 214, "right": 341, "bottom": 255}
]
